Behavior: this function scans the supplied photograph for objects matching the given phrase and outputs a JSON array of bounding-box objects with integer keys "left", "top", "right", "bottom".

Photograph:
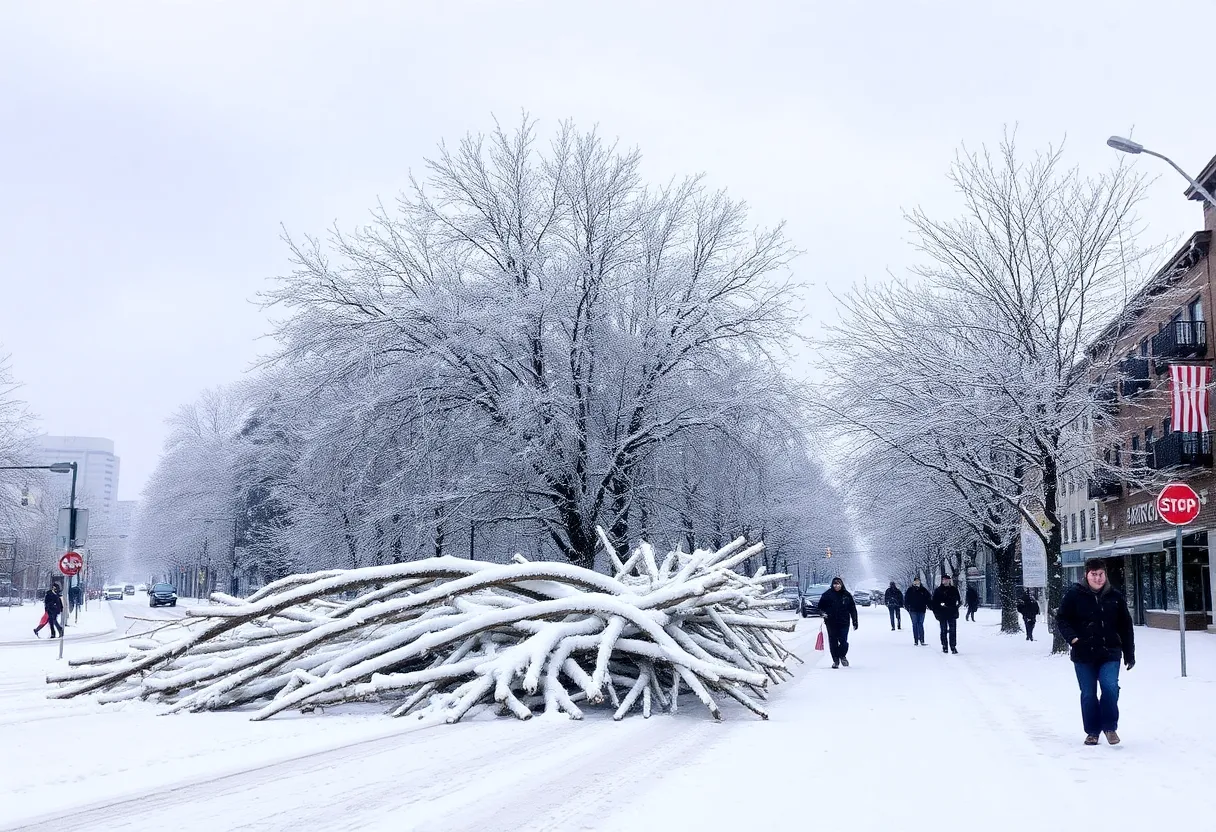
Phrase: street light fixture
[{"left": 1107, "top": 135, "right": 1216, "bottom": 209}]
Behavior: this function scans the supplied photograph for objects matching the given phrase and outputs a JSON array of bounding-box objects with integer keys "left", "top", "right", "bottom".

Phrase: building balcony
[
  {"left": 1092, "top": 382, "right": 1118, "bottom": 419},
  {"left": 1087, "top": 476, "right": 1123, "bottom": 502},
  {"left": 1119, "top": 357, "right": 1151, "bottom": 397},
  {"left": 1152, "top": 320, "right": 1208, "bottom": 372},
  {"left": 1150, "top": 431, "right": 1214, "bottom": 469}
]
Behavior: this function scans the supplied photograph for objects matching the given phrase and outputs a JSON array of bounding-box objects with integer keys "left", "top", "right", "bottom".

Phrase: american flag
[{"left": 1170, "top": 364, "right": 1212, "bottom": 433}]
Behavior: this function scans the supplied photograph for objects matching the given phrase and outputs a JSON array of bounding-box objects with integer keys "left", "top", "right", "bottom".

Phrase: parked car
[
  {"left": 103, "top": 585, "right": 125, "bottom": 601},
  {"left": 148, "top": 583, "right": 178, "bottom": 608},
  {"left": 123, "top": 584, "right": 136, "bottom": 596},
  {"left": 778, "top": 586, "right": 801, "bottom": 611},
  {"left": 855, "top": 592, "right": 872, "bottom": 607},
  {"left": 799, "top": 584, "right": 834, "bottom": 618}
]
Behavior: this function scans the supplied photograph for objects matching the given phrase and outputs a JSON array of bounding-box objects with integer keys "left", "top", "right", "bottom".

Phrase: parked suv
[
  {"left": 799, "top": 584, "right": 833, "bottom": 618},
  {"left": 103, "top": 585, "right": 124, "bottom": 601},
  {"left": 148, "top": 583, "right": 178, "bottom": 608}
]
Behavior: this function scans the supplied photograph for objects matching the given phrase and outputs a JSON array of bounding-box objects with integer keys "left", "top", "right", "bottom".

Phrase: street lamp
[
  {"left": 1107, "top": 135, "right": 1216, "bottom": 209},
  {"left": 0, "top": 461, "right": 78, "bottom": 659}
]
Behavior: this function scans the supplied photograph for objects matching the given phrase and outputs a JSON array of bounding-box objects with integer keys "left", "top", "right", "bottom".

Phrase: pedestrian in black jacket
[
  {"left": 964, "top": 585, "right": 980, "bottom": 621},
  {"left": 42, "top": 583, "right": 64, "bottom": 639},
  {"left": 818, "top": 577, "right": 859, "bottom": 669},
  {"left": 1055, "top": 558, "right": 1135, "bottom": 746},
  {"left": 1016, "top": 591, "right": 1041, "bottom": 641},
  {"left": 904, "top": 577, "right": 932, "bottom": 645},
  {"left": 884, "top": 581, "right": 903, "bottom": 631},
  {"left": 930, "top": 574, "right": 962, "bottom": 654}
]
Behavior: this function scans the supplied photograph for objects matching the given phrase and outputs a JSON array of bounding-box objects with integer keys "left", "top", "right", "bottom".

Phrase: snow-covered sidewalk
[
  {"left": 2, "top": 606, "right": 1213, "bottom": 831},
  {"left": 0, "top": 598, "right": 115, "bottom": 645}
]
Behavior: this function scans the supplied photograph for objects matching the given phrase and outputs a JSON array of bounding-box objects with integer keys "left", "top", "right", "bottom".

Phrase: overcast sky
[{"left": 2, "top": 0, "right": 1215, "bottom": 500}]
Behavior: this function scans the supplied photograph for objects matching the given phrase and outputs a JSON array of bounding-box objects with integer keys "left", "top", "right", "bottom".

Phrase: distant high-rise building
[{"left": 34, "top": 436, "right": 121, "bottom": 524}]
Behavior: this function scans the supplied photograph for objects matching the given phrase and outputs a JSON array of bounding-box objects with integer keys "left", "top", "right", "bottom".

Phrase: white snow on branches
[{"left": 47, "top": 532, "right": 798, "bottom": 724}]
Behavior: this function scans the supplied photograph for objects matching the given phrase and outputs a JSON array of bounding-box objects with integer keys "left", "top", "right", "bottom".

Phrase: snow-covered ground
[{"left": 2, "top": 604, "right": 1214, "bottom": 831}]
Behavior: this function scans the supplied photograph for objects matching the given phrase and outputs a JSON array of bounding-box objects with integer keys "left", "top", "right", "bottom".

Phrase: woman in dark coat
[
  {"left": 1016, "top": 591, "right": 1041, "bottom": 641},
  {"left": 930, "top": 574, "right": 962, "bottom": 654},
  {"left": 818, "top": 577, "right": 859, "bottom": 669}
]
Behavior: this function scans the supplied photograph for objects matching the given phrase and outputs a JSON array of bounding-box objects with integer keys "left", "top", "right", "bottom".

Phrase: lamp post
[
  {"left": 1106, "top": 136, "right": 1216, "bottom": 209},
  {"left": 0, "top": 461, "right": 77, "bottom": 659}
]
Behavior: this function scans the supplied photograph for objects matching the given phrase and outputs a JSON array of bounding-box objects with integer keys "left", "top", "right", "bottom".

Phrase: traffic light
[
  {"left": 20, "top": 487, "right": 28, "bottom": 507},
  {"left": 825, "top": 546, "right": 832, "bottom": 559}
]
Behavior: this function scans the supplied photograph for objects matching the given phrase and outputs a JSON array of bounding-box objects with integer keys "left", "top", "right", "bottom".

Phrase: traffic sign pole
[{"left": 1157, "top": 481, "right": 1198, "bottom": 678}]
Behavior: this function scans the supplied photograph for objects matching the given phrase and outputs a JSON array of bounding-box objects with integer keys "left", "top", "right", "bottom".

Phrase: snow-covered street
[{"left": 3, "top": 605, "right": 1213, "bottom": 832}]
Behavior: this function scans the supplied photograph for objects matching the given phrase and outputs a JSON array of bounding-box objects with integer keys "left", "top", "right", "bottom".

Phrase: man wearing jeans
[{"left": 1055, "top": 558, "right": 1136, "bottom": 746}]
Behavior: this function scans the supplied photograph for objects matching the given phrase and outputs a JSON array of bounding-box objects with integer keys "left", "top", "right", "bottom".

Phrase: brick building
[{"left": 1086, "top": 163, "right": 1216, "bottom": 631}]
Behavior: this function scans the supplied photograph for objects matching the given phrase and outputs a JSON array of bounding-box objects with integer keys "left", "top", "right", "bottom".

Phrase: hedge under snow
[{"left": 47, "top": 531, "right": 799, "bottom": 723}]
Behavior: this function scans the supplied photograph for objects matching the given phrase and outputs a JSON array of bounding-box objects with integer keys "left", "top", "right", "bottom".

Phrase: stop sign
[
  {"left": 58, "top": 551, "right": 83, "bottom": 576},
  {"left": 1157, "top": 482, "right": 1202, "bottom": 526}
]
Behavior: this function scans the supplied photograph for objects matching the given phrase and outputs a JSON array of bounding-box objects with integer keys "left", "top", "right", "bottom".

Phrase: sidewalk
[{"left": 0, "top": 599, "right": 116, "bottom": 645}]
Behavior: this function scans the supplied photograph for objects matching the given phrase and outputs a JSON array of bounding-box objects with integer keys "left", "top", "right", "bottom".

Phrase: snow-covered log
[{"left": 47, "top": 532, "right": 799, "bottom": 724}]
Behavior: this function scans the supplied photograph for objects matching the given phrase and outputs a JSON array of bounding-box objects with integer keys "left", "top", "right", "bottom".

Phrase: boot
[
  {"left": 1084, "top": 735, "right": 1099, "bottom": 746},
  {"left": 1104, "top": 731, "right": 1120, "bottom": 745},
  {"left": 831, "top": 660, "right": 839, "bottom": 669},
  {"left": 951, "top": 647, "right": 958, "bottom": 654},
  {"left": 942, "top": 646, "right": 948, "bottom": 654},
  {"left": 840, "top": 657, "right": 849, "bottom": 667}
]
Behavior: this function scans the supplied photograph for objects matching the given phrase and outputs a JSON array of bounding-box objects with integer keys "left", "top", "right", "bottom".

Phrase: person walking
[
  {"left": 964, "top": 584, "right": 980, "bottom": 621},
  {"left": 1055, "top": 558, "right": 1135, "bottom": 746},
  {"left": 1016, "top": 591, "right": 1041, "bottom": 641},
  {"left": 930, "top": 574, "right": 962, "bottom": 654},
  {"left": 37, "top": 583, "right": 64, "bottom": 639},
  {"left": 818, "top": 577, "right": 859, "bottom": 669},
  {"left": 884, "top": 581, "right": 904, "bottom": 631},
  {"left": 904, "top": 577, "right": 931, "bottom": 646}
]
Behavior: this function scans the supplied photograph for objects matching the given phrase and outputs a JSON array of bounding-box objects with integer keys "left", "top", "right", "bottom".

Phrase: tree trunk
[
  {"left": 993, "top": 539, "right": 1021, "bottom": 633},
  {"left": 1042, "top": 451, "right": 1068, "bottom": 653}
]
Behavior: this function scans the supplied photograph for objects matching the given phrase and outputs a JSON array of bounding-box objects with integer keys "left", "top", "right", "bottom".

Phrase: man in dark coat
[
  {"left": 818, "top": 577, "right": 859, "bottom": 669},
  {"left": 41, "top": 582, "right": 64, "bottom": 639},
  {"left": 1016, "top": 591, "right": 1041, "bottom": 641},
  {"left": 884, "top": 581, "right": 903, "bottom": 631},
  {"left": 904, "top": 577, "right": 932, "bottom": 646},
  {"left": 964, "top": 584, "right": 980, "bottom": 621},
  {"left": 1055, "top": 558, "right": 1135, "bottom": 746},
  {"left": 930, "top": 574, "right": 962, "bottom": 654}
]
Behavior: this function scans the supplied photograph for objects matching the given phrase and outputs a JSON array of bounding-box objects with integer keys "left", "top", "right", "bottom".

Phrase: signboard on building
[
  {"left": 1020, "top": 521, "right": 1047, "bottom": 588},
  {"left": 1060, "top": 548, "right": 1084, "bottom": 567}
]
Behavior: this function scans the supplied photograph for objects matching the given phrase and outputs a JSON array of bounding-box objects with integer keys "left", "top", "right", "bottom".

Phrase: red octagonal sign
[
  {"left": 58, "top": 551, "right": 83, "bottom": 576},
  {"left": 1157, "top": 482, "right": 1202, "bottom": 527}
]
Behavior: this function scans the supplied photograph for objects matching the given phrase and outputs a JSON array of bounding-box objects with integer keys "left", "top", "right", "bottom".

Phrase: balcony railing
[
  {"left": 1152, "top": 320, "right": 1208, "bottom": 372},
  {"left": 1087, "top": 476, "right": 1123, "bottom": 502},
  {"left": 1150, "top": 431, "right": 1214, "bottom": 469},
  {"left": 1119, "top": 357, "right": 1151, "bottom": 397},
  {"left": 1092, "top": 382, "right": 1118, "bottom": 419}
]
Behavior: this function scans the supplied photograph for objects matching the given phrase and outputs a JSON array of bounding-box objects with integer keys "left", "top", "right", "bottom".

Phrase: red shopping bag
[
  {"left": 38, "top": 612, "right": 48, "bottom": 629},
  {"left": 814, "top": 626, "right": 825, "bottom": 652}
]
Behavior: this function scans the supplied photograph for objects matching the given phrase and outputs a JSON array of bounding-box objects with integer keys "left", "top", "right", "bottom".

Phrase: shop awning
[{"left": 1088, "top": 531, "right": 1173, "bottom": 558}]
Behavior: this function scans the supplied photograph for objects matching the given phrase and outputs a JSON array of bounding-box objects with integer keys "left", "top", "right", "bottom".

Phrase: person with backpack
[
  {"left": 964, "top": 584, "right": 980, "bottom": 621},
  {"left": 1055, "top": 558, "right": 1135, "bottom": 746},
  {"left": 818, "top": 577, "right": 859, "bottom": 669},
  {"left": 1016, "top": 590, "right": 1041, "bottom": 641},
  {"left": 884, "top": 581, "right": 904, "bottom": 631},
  {"left": 930, "top": 574, "right": 962, "bottom": 654},
  {"left": 904, "top": 577, "right": 932, "bottom": 646}
]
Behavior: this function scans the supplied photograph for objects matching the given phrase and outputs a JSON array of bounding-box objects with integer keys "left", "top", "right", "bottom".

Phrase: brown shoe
[
  {"left": 1104, "top": 731, "right": 1121, "bottom": 745},
  {"left": 1084, "top": 735, "right": 1099, "bottom": 746}
]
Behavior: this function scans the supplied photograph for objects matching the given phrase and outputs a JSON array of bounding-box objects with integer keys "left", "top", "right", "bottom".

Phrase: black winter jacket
[
  {"left": 930, "top": 584, "right": 962, "bottom": 621},
  {"left": 884, "top": 586, "right": 904, "bottom": 607},
  {"left": 1016, "top": 597, "right": 1041, "bottom": 619},
  {"left": 44, "top": 589, "right": 63, "bottom": 617},
  {"left": 904, "top": 584, "right": 931, "bottom": 613},
  {"left": 818, "top": 587, "right": 859, "bottom": 628},
  {"left": 965, "top": 586, "right": 979, "bottom": 607},
  {"left": 1055, "top": 583, "right": 1135, "bottom": 665}
]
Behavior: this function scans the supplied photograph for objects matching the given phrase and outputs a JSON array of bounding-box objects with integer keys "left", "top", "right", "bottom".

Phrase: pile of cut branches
[{"left": 48, "top": 532, "right": 798, "bottom": 723}]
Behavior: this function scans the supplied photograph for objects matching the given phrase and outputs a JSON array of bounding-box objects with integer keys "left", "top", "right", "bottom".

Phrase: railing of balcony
[
  {"left": 1119, "top": 357, "right": 1151, "bottom": 397},
  {"left": 1150, "top": 431, "right": 1214, "bottom": 469},
  {"left": 1086, "top": 476, "right": 1123, "bottom": 502},
  {"left": 1152, "top": 320, "right": 1208, "bottom": 372}
]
